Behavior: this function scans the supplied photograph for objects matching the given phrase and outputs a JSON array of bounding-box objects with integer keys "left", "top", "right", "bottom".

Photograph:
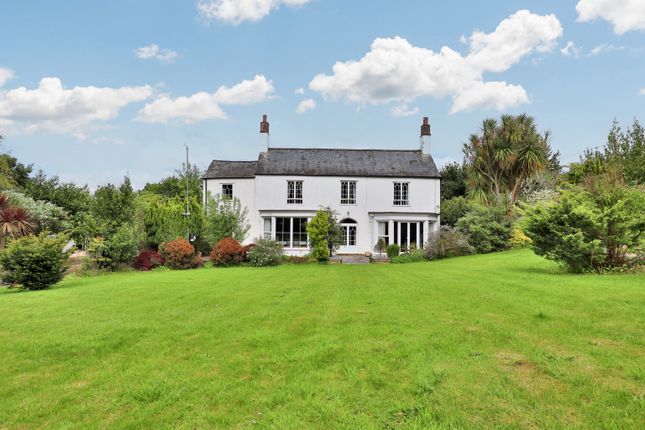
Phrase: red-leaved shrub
[
  {"left": 160, "top": 237, "right": 196, "bottom": 269},
  {"left": 210, "top": 237, "right": 245, "bottom": 266},
  {"left": 133, "top": 250, "right": 165, "bottom": 271}
]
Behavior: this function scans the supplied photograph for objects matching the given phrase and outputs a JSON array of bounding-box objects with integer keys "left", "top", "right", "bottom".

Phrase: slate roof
[
  {"left": 202, "top": 160, "right": 257, "bottom": 179},
  {"left": 202, "top": 148, "right": 440, "bottom": 179}
]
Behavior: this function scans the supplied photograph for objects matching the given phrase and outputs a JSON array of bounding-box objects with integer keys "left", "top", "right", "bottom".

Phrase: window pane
[
  {"left": 400, "top": 222, "right": 408, "bottom": 250},
  {"left": 287, "top": 181, "right": 303, "bottom": 204},
  {"left": 275, "top": 217, "right": 290, "bottom": 246},
  {"left": 263, "top": 218, "right": 272, "bottom": 239},
  {"left": 393, "top": 182, "right": 409, "bottom": 205},
  {"left": 222, "top": 184, "right": 233, "bottom": 199},
  {"left": 348, "top": 226, "right": 356, "bottom": 246},
  {"left": 410, "top": 223, "right": 417, "bottom": 248},
  {"left": 341, "top": 181, "right": 356, "bottom": 205},
  {"left": 292, "top": 217, "right": 308, "bottom": 248}
]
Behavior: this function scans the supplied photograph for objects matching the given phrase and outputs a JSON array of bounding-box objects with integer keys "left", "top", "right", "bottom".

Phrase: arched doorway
[{"left": 338, "top": 218, "right": 358, "bottom": 253}]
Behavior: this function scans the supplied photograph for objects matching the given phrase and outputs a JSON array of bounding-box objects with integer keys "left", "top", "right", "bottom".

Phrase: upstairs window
[
  {"left": 393, "top": 182, "right": 409, "bottom": 206},
  {"left": 221, "top": 184, "right": 233, "bottom": 199},
  {"left": 340, "top": 181, "right": 357, "bottom": 205},
  {"left": 287, "top": 180, "right": 303, "bottom": 204}
]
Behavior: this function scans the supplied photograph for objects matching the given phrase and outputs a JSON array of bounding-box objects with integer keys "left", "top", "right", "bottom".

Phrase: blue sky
[{"left": 0, "top": 0, "right": 643, "bottom": 189}]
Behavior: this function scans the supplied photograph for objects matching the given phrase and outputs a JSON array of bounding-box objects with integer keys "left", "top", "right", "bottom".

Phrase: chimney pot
[
  {"left": 420, "top": 117, "right": 431, "bottom": 137},
  {"left": 260, "top": 114, "right": 270, "bottom": 134}
]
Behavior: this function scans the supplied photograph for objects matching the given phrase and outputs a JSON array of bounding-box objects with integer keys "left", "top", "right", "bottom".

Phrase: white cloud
[
  {"left": 639, "top": 88, "right": 645, "bottom": 95},
  {"left": 560, "top": 41, "right": 581, "bottom": 57},
  {"left": 135, "top": 44, "right": 178, "bottom": 63},
  {"left": 92, "top": 136, "right": 126, "bottom": 145},
  {"left": 294, "top": 87, "right": 305, "bottom": 95},
  {"left": 464, "top": 10, "right": 562, "bottom": 73},
  {"left": 0, "top": 68, "right": 14, "bottom": 87},
  {"left": 0, "top": 77, "right": 152, "bottom": 137},
  {"left": 198, "top": 0, "right": 311, "bottom": 25},
  {"left": 588, "top": 43, "right": 624, "bottom": 56},
  {"left": 390, "top": 103, "right": 419, "bottom": 118},
  {"left": 309, "top": 10, "right": 561, "bottom": 114},
  {"left": 296, "top": 98, "right": 316, "bottom": 114},
  {"left": 576, "top": 0, "right": 645, "bottom": 34},
  {"left": 137, "top": 75, "right": 274, "bottom": 124}
]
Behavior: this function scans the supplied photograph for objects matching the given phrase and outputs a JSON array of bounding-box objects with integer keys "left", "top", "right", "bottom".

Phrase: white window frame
[
  {"left": 393, "top": 181, "right": 409, "bottom": 206},
  {"left": 287, "top": 180, "right": 303, "bottom": 204},
  {"left": 274, "top": 216, "right": 308, "bottom": 248},
  {"left": 340, "top": 180, "right": 357, "bottom": 205}
]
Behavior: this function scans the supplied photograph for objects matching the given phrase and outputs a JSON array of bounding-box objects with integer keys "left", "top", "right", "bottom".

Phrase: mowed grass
[{"left": 1, "top": 250, "right": 644, "bottom": 429}]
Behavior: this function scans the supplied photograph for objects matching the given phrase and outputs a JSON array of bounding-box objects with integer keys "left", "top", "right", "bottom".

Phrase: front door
[{"left": 338, "top": 219, "right": 358, "bottom": 253}]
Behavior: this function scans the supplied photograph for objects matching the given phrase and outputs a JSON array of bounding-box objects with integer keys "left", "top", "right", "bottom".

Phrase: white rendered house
[{"left": 202, "top": 115, "right": 441, "bottom": 256}]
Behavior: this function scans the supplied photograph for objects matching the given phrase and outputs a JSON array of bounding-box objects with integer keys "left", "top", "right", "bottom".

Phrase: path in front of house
[{"left": 337, "top": 255, "right": 370, "bottom": 264}]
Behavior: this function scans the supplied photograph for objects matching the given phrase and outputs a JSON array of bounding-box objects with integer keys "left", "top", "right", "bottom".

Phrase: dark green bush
[
  {"left": 0, "top": 234, "right": 71, "bottom": 290},
  {"left": 424, "top": 227, "right": 473, "bottom": 260},
  {"left": 386, "top": 243, "right": 400, "bottom": 259},
  {"left": 105, "top": 224, "right": 139, "bottom": 268},
  {"left": 247, "top": 238, "right": 283, "bottom": 267},
  {"left": 391, "top": 249, "right": 425, "bottom": 264},
  {"left": 440, "top": 196, "right": 471, "bottom": 227},
  {"left": 524, "top": 171, "right": 644, "bottom": 273},
  {"left": 456, "top": 205, "right": 512, "bottom": 254}
]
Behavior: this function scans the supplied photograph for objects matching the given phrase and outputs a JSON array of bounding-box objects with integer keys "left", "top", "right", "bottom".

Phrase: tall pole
[{"left": 184, "top": 143, "right": 191, "bottom": 241}]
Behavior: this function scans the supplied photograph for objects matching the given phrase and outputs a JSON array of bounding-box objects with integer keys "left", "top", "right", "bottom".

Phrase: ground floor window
[
  {"left": 263, "top": 218, "right": 272, "bottom": 239},
  {"left": 392, "top": 221, "right": 425, "bottom": 251},
  {"left": 270, "top": 217, "right": 309, "bottom": 248},
  {"left": 378, "top": 221, "right": 389, "bottom": 246},
  {"left": 339, "top": 218, "right": 357, "bottom": 247},
  {"left": 292, "top": 218, "right": 308, "bottom": 248}
]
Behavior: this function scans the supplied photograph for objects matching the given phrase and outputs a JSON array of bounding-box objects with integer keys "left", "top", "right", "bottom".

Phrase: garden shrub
[
  {"left": 204, "top": 195, "right": 250, "bottom": 245},
  {"left": 524, "top": 171, "right": 644, "bottom": 273},
  {"left": 160, "top": 237, "right": 197, "bottom": 269},
  {"left": 133, "top": 250, "right": 165, "bottom": 271},
  {"left": 386, "top": 243, "right": 400, "bottom": 259},
  {"left": 84, "top": 236, "right": 111, "bottom": 271},
  {"left": 247, "top": 238, "right": 283, "bottom": 267},
  {"left": 375, "top": 238, "right": 387, "bottom": 255},
  {"left": 210, "top": 237, "right": 245, "bottom": 266},
  {"left": 105, "top": 224, "right": 139, "bottom": 267},
  {"left": 390, "top": 249, "right": 425, "bottom": 264},
  {"left": 423, "top": 227, "right": 473, "bottom": 260},
  {"left": 243, "top": 243, "right": 256, "bottom": 261},
  {"left": 509, "top": 226, "right": 532, "bottom": 248},
  {"left": 456, "top": 204, "right": 512, "bottom": 254},
  {"left": 0, "top": 233, "right": 71, "bottom": 290},
  {"left": 440, "top": 196, "right": 471, "bottom": 227}
]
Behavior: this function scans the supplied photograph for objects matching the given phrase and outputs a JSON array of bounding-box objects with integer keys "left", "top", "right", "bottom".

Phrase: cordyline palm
[
  {"left": 0, "top": 193, "right": 35, "bottom": 248},
  {"left": 463, "top": 114, "right": 550, "bottom": 206}
]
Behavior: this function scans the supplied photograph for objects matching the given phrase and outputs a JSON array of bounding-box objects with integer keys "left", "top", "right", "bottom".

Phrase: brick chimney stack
[
  {"left": 420, "top": 116, "right": 431, "bottom": 155},
  {"left": 260, "top": 114, "right": 269, "bottom": 153}
]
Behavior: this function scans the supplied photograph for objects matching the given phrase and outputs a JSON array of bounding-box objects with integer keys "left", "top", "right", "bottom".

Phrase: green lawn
[{"left": 1, "top": 250, "right": 644, "bottom": 429}]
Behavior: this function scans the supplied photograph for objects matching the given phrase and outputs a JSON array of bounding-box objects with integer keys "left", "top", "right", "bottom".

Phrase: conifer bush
[{"left": 0, "top": 233, "right": 71, "bottom": 290}]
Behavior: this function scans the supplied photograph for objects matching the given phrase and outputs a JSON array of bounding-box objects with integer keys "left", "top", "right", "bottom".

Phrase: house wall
[
  {"left": 203, "top": 177, "right": 257, "bottom": 238},
  {"left": 205, "top": 175, "right": 440, "bottom": 255}
]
